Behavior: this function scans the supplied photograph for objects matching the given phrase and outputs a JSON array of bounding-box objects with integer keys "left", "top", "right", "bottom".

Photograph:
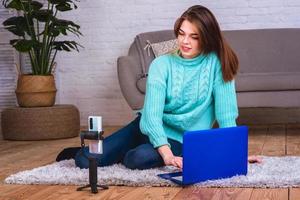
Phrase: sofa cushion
[
  {"left": 236, "top": 72, "right": 300, "bottom": 92},
  {"left": 146, "top": 39, "right": 178, "bottom": 57},
  {"left": 135, "top": 30, "right": 176, "bottom": 77},
  {"left": 237, "top": 91, "right": 300, "bottom": 107},
  {"left": 224, "top": 29, "right": 300, "bottom": 74}
]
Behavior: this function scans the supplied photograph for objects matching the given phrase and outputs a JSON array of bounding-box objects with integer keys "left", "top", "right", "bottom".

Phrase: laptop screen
[{"left": 182, "top": 126, "right": 248, "bottom": 185}]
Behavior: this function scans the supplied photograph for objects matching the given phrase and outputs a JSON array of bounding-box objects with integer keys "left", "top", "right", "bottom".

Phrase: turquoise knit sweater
[{"left": 139, "top": 51, "right": 238, "bottom": 148}]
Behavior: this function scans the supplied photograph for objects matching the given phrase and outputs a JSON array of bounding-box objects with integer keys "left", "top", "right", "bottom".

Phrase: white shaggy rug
[{"left": 4, "top": 156, "right": 300, "bottom": 188}]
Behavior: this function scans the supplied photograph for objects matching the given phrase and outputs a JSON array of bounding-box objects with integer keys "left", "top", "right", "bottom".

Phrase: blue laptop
[{"left": 158, "top": 126, "right": 248, "bottom": 185}]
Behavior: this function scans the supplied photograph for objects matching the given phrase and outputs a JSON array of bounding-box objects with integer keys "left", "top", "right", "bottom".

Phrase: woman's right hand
[
  {"left": 164, "top": 155, "right": 183, "bottom": 169},
  {"left": 157, "top": 145, "right": 182, "bottom": 169}
]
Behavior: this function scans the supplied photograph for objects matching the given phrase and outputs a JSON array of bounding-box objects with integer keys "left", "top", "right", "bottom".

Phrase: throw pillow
[
  {"left": 138, "top": 39, "right": 178, "bottom": 94},
  {"left": 145, "top": 39, "right": 178, "bottom": 57}
]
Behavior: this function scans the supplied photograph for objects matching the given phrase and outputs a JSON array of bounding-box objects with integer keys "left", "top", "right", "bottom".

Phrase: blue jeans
[{"left": 75, "top": 114, "right": 182, "bottom": 170}]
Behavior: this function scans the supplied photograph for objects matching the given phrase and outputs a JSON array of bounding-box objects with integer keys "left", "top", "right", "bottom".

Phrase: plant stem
[
  {"left": 49, "top": 49, "right": 57, "bottom": 74},
  {"left": 46, "top": 36, "right": 55, "bottom": 74},
  {"left": 41, "top": 2, "right": 54, "bottom": 74},
  {"left": 20, "top": 1, "right": 39, "bottom": 74},
  {"left": 46, "top": 9, "right": 58, "bottom": 74},
  {"left": 37, "top": 19, "right": 40, "bottom": 43},
  {"left": 28, "top": 50, "right": 36, "bottom": 74}
]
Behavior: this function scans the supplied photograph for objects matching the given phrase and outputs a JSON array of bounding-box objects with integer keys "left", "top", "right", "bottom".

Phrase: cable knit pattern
[{"left": 140, "top": 51, "right": 238, "bottom": 148}]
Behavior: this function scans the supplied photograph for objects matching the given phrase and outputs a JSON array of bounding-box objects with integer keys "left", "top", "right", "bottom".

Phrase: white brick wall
[{"left": 54, "top": 0, "right": 300, "bottom": 127}]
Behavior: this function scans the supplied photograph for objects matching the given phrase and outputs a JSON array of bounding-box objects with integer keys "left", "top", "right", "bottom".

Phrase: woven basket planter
[
  {"left": 1, "top": 105, "right": 80, "bottom": 140},
  {"left": 15, "top": 75, "right": 57, "bottom": 107}
]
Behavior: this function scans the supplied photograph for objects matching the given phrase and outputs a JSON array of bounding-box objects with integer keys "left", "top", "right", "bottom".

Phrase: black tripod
[{"left": 77, "top": 131, "right": 109, "bottom": 194}]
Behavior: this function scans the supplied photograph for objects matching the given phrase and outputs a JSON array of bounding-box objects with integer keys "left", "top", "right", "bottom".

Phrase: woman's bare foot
[{"left": 248, "top": 155, "right": 263, "bottom": 163}]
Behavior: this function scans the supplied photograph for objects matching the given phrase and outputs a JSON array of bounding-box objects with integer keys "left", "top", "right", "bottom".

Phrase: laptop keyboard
[{"left": 172, "top": 176, "right": 183, "bottom": 181}]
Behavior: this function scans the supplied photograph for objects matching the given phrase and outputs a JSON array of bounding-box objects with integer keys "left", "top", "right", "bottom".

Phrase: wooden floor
[{"left": 1, "top": 124, "right": 300, "bottom": 200}]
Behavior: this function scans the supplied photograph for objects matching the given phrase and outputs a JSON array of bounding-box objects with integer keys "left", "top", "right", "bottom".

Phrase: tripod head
[{"left": 80, "top": 130, "right": 104, "bottom": 154}]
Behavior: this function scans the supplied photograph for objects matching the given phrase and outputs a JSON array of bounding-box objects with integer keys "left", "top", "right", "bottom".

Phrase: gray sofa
[{"left": 117, "top": 29, "right": 300, "bottom": 123}]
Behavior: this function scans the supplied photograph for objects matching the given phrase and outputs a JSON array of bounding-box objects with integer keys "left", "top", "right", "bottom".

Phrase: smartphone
[
  {"left": 88, "top": 116, "right": 103, "bottom": 154},
  {"left": 88, "top": 116, "right": 102, "bottom": 132}
]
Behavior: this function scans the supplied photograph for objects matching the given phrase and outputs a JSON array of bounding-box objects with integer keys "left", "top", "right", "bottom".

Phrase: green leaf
[
  {"left": 32, "top": 9, "right": 54, "bottom": 22},
  {"left": 52, "top": 41, "right": 64, "bottom": 51},
  {"left": 54, "top": 18, "right": 80, "bottom": 29},
  {"left": 47, "top": 24, "right": 61, "bottom": 36},
  {"left": 9, "top": 39, "right": 20, "bottom": 45},
  {"left": 56, "top": 3, "right": 72, "bottom": 11},
  {"left": 49, "top": 0, "right": 79, "bottom": 9},
  {"left": 3, "top": 16, "right": 24, "bottom": 26},
  {"left": 62, "top": 45, "right": 71, "bottom": 51},
  {"left": 64, "top": 41, "right": 78, "bottom": 51},
  {"left": 31, "top": 1, "right": 43, "bottom": 10},
  {"left": 10, "top": 39, "right": 35, "bottom": 52},
  {"left": 6, "top": 26, "right": 24, "bottom": 36},
  {"left": 60, "top": 27, "right": 67, "bottom": 35},
  {"left": 47, "top": 28, "right": 60, "bottom": 37},
  {"left": 67, "top": 26, "right": 82, "bottom": 36},
  {"left": 5, "top": 0, "right": 23, "bottom": 10},
  {"left": 3, "top": 16, "right": 27, "bottom": 36},
  {"left": 52, "top": 40, "right": 82, "bottom": 52},
  {"left": 5, "top": 0, "right": 43, "bottom": 11},
  {"left": 48, "top": 0, "right": 65, "bottom": 4},
  {"left": 49, "top": 18, "right": 81, "bottom": 37},
  {"left": 13, "top": 0, "right": 32, "bottom": 12}
]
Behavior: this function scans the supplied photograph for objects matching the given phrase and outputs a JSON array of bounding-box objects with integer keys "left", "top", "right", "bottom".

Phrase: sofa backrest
[
  {"left": 127, "top": 28, "right": 300, "bottom": 93},
  {"left": 223, "top": 29, "right": 300, "bottom": 74},
  {"left": 118, "top": 28, "right": 300, "bottom": 110},
  {"left": 225, "top": 29, "right": 300, "bottom": 92}
]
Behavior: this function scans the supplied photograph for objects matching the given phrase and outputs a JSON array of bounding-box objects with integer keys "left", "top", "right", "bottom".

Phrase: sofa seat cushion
[{"left": 236, "top": 72, "right": 300, "bottom": 92}]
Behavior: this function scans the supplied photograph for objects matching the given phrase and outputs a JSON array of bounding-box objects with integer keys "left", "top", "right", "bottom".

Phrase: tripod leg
[
  {"left": 77, "top": 184, "right": 91, "bottom": 191},
  {"left": 89, "top": 158, "right": 98, "bottom": 193},
  {"left": 90, "top": 159, "right": 109, "bottom": 190},
  {"left": 91, "top": 185, "right": 98, "bottom": 194},
  {"left": 77, "top": 156, "right": 109, "bottom": 193},
  {"left": 97, "top": 184, "right": 109, "bottom": 190}
]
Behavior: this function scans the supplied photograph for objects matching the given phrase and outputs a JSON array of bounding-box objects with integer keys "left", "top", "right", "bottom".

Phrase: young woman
[{"left": 57, "top": 5, "right": 261, "bottom": 169}]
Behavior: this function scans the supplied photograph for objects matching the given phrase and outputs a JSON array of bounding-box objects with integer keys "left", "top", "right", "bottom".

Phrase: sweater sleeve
[
  {"left": 139, "top": 57, "right": 170, "bottom": 148},
  {"left": 213, "top": 57, "right": 238, "bottom": 128}
]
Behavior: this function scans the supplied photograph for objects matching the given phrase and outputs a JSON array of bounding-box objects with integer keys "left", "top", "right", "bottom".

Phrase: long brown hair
[{"left": 174, "top": 5, "right": 238, "bottom": 82}]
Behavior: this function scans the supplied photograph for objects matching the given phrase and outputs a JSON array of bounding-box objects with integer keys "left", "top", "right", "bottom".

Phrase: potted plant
[{"left": 2, "top": 0, "right": 82, "bottom": 107}]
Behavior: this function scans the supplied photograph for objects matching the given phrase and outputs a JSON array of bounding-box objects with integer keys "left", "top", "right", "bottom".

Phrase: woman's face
[{"left": 177, "top": 20, "right": 201, "bottom": 59}]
